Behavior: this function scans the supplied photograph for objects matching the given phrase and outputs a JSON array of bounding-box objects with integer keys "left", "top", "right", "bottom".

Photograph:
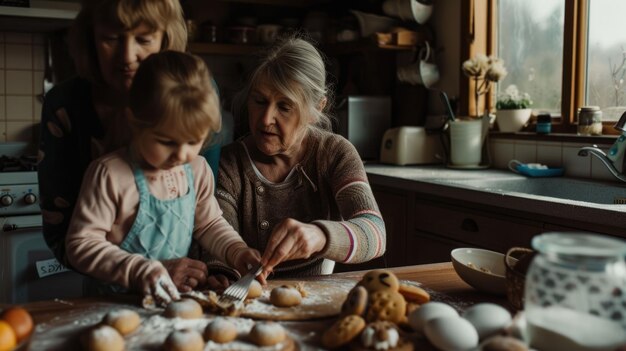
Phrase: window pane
[
  {"left": 497, "top": 0, "right": 564, "bottom": 114},
  {"left": 586, "top": 0, "right": 626, "bottom": 121}
]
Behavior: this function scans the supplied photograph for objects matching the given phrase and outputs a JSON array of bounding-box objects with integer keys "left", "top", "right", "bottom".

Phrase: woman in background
[{"left": 38, "top": 0, "right": 210, "bottom": 292}]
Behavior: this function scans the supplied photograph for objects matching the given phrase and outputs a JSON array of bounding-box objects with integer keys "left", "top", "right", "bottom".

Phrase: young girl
[{"left": 65, "top": 51, "right": 260, "bottom": 305}]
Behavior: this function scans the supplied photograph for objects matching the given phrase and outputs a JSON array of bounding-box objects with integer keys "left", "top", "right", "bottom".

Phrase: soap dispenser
[{"left": 607, "top": 111, "right": 626, "bottom": 173}]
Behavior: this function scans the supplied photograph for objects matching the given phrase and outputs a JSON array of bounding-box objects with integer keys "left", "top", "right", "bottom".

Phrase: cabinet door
[
  {"left": 334, "top": 186, "right": 407, "bottom": 272},
  {"left": 406, "top": 231, "right": 464, "bottom": 265}
]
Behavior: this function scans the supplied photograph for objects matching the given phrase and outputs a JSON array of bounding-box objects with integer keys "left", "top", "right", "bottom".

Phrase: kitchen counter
[
  {"left": 365, "top": 164, "right": 626, "bottom": 236},
  {"left": 9, "top": 263, "right": 504, "bottom": 350}
]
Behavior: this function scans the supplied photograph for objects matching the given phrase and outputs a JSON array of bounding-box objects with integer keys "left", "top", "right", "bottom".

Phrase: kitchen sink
[{"left": 442, "top": 177, "right": 626, "bottom": 205}]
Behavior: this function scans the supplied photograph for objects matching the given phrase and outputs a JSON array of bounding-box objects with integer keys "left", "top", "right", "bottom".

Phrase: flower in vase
[{"left": 462, "top": 54, "right": 508, "bottom": 118}]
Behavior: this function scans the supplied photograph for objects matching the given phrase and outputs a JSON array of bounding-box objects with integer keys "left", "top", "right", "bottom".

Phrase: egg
[
  {"left": 408, "top": 302, "right": 459, "bottom": 333},
  {"left": 424, "top": 315, "right": 479, "bottom": 351},
  {"left": 0, "top": 307, "right": 33, "bottom": 343},
  {"left": 461, "top": 303, "right": 511, "bottom": 340}
]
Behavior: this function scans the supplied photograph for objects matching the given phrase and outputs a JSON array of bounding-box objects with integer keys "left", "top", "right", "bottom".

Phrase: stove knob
[
  {"left": 24, "top": 193, "right": 37, "bottom": 205},
  {"left": 1, "top": 194, "right": 13, "bottom": 207}
]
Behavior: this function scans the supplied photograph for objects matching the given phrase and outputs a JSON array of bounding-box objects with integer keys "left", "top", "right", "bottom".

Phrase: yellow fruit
[
  {"left": 0, "top": 320, "right": 16, "bottom": 351},
  {"left": 1, "top": 307, "right": 34, "bottom": 342}
]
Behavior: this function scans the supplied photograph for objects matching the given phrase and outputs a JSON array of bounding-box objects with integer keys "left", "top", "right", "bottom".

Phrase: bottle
[
  {"left": 536, "top": 113, "right": 551, "bottom": 134},
  {"left": 577, "top": 106, "right": 602, "bottom": 135}
]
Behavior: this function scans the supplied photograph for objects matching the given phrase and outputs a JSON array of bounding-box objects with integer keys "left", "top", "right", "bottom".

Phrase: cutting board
[{"left": 241, "top": 278, "right": 356, "bottom": 321}]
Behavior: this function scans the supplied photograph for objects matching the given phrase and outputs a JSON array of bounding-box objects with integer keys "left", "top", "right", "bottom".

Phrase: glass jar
[
  {"left": 536, "top": 113, "right": 552, "bottom": 134},
  {"left": 524, "top": 232, "right": 626, "bottom": 351},
  {"left": 577, "top": 106, "right": 603, "bottom": 136}
]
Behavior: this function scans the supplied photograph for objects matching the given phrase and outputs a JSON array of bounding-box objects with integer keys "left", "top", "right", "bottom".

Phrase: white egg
[
  {"left": 424, "top": 315, "right": 479, "bottom": 351},
  {"left": 408, "top": 302, "right": 459, "bottom": 333},
  {"left": 462, "top": 303, "right": 512, "bottom": 340}
]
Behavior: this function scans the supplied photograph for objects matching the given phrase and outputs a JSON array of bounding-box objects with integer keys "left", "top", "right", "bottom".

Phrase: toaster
[{"left": 380, "top": 127, "right": 443, "bottom": 165}]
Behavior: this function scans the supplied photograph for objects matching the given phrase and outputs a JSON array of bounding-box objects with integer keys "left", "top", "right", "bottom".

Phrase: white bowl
[
  {"left": 496, "top": 108, "right": 532, "bottom": 132},
  {"left": 451, "top": 248, "right": 507, "bottom": 295}
]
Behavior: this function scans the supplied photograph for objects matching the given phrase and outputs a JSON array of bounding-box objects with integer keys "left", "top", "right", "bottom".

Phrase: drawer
[
  {"left": 414, "top": 200, "right": 542, "bottom": 252},
  {"left": 406, "top": 231, "right": 463, "bottom": 265}
]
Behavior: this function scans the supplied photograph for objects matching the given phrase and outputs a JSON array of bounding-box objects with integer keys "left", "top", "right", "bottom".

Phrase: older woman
[
  {"left": 212, "top": 37, "right": 386, "bottom": 282},
  {"left": 38, "top": 0, "right": 209, "bottom": 292}
]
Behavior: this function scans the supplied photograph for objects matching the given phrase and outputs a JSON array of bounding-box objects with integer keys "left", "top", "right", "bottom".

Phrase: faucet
[{"left": 578, "top": 111, "right": 626, "bottom": 183}]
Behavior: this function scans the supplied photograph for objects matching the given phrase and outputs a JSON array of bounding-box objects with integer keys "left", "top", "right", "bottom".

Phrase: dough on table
[
  {"left": 164, "top": 298, "right": 204, "bottom": 319},
  {"left": 247, "top": 280, "right": 263, "bottom": 299},
  {"left": 102, "top": 309, "right": 141, "bottom": 336},
  {"left": 82, "top": 324, "right": 125, "bottom": 351},
  {"left": 204, "top": 317, "right": 237, "bottom": 344},
  {"left": 270, "top": 285, "right": 303, "bottom": 307},
  {"left": 249, "top": 321, "right": 287, "bottom": 347},
  {"left": 163, "top": 328, "right": 205, "bottom": 351}
]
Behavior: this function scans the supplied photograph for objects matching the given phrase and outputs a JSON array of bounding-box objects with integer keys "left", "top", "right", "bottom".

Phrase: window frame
[{"left": 462, "top": 0, "right": 617, "bottom": 135}]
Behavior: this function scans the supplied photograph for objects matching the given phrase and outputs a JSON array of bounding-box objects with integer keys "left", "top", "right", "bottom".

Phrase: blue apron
[{"left": 89, "top": 163, "right": 196, "bottom": 295}]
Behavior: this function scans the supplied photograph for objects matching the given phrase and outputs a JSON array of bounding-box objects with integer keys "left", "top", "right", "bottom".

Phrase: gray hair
[{"left": 233, "top": 36, "right": 334, "bottom": 136}]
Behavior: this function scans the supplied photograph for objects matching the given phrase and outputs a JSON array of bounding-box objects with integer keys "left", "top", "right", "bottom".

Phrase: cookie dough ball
[
  {"left": 204, "top": 318, "right": 237, "bottom": 344},
  {"left": 249, "top": 321, "right": 286, "bottom": 347},
  {"left": 163, "top": 329, "right": 205, "bottom": 351},
  {"left": 82, "top": 324, "right": 125, "bottom": 351},
  {"left": 270, "top": 286, "right": 302, "bottom": 307},
  {"left": 164, "top": 299, "right": 203, "bottom": 319},
  {"left": 247, "top": 280, "right": 263, "bottom": 299},
  {"left": 322, "top": 314, "right": 366, "bottom": 349},
  {"left": 102, "top": 309, "right": 141, "bottom": 336}
]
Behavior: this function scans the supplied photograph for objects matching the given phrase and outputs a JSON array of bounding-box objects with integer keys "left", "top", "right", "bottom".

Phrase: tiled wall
[
  {"left": 0, "top": 31, "right": 46, "bottom": 144},
  {"left": 490, "top": 139, "right": 615, "bottom": 182}
]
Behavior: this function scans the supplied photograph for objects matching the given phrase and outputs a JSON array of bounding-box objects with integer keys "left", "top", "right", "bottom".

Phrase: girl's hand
[
  {"left": 162, "top": 257, "right": 208, "bottom": 292},
  {"left": 261, "top": 218, "right": 326, "bottom": 274},
  {"left": 142, "top": 262, "right": 180, "bottom": 307}
]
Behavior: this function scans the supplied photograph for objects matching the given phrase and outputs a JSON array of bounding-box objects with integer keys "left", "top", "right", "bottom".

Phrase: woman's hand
[
  {"left": 233, "top": 248, "right": 266, "bottom": 285},
  {"left": 162, "top": 257, "right": 208, "bottom": 292},
  {"left": 261, "top": 218, "right": 326, "bottom": 274}
]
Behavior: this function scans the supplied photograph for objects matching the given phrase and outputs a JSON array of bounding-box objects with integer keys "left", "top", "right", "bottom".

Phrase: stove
[{"left": 0, "top": 142, "right": 85, "bottom": 303}]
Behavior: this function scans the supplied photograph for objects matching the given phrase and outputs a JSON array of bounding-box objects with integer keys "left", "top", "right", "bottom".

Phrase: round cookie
[
  {"left": 247, "top": 280, "right": 263, "bottom": 299},
  {"left": 204, "top": 318, "right": 237, "bottom": 344},
  {"left": 366, "top": 290, "right": 406, "bottom": 324},
  {"left": 102, "top": 309, "right": 141, "bottom": 336},
  {"left": 249, "top": 321, "right": 286, "bottom": 347},
  {"left": 164, "top": 298, "right": 204, "bottom": 319},
  {"left": 270, "top": 286, "right": 302, "bottom": 307},
  {"left": 359, "top": 270, "right": 400, "bottom": 293},
  {"left": 341, "top": 285, "right": 368, "bottom": 317},
  {"left": 82, "top": 324, "right": 125, "bottom": 351},
  {"left": 398, "top": 284, "right": 430, "bottom": 304},
  {"left": 163, "top": 328, "right": 205, "bottom": 351},
  {"left": 322, "top": 314, "right": 366, "bottom": 349}
]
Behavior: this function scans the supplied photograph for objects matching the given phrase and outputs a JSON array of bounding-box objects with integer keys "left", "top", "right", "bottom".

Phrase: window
[{"left": 494, "top": 0, "right": 626, "bottom": 132}]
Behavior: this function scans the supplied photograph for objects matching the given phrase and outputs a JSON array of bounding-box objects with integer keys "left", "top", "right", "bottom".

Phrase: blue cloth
[{"left": 120, "top": 163, "right": 197, "bottom": 259}]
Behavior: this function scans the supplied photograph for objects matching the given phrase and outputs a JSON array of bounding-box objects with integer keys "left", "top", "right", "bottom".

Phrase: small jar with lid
[
  {"left": 536, "top": 113, "right": 551, "bottom": 134},
  {"left": 577, "top": 106, "right": 603, "bottom": 135}
]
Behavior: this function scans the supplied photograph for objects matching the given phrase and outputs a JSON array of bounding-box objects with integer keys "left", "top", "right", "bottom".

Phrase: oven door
[{"left": 0, "top": 215, "right": 85, "bottom": 303}]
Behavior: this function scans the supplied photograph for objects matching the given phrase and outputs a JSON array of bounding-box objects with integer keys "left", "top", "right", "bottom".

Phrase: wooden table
[{"left": 7, "top": 262, "right": 511, "bottom": 350}]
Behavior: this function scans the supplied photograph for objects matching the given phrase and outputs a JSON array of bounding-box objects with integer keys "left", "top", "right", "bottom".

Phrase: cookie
[
  {"left": 359, "top": 270, "right": 400, "bottom": 293},
  {"left": 248, "top": 321, "right": 286, "bottom": 347},
  {"left": 247, "top": 280, "right": 263, "bottom": 299},
  {"left": 102, "top": 309, "right": 141, "bottom": 336},
  {"left": 398, "top": 284, "right": 430, "bottom": 304},
  {"left": 366, "top": 290, "right": 406, "bottom": 324},
  {"left": 204, "top": 317, "right": 237, "bottom": 344},
  {"left": 163, "top": 328, "right": 205, "bottom": 351},
  {"left": 353, "top": 321, "right": 414, "bottom": 351},
  {"left": 322, "top": 314, "right": 366, "bottom": 349},
  {"left": 341, "top": 285, "right": 368, "bottom": 316},
  {"left": 81, "top": 324, "right": 125, "bottom": 351},
  {"left": 270, "top": 286, "right": 302, "bottom": 307},
  {"left": 164, "top": 298, "right": 204, "bottom": 319}
]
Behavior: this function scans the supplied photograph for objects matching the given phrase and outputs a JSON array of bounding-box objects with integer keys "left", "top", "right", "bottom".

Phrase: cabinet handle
[{"left": 461, "top": 218, "right": 479, "bottom": 232}]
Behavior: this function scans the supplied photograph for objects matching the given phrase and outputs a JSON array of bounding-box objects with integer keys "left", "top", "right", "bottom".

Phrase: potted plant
[{"left": 495, "top": 85, "right": 533, "bottom": 132}]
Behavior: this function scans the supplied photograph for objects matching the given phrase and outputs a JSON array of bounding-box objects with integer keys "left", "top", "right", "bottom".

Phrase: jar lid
[
  {"left": 532, "top": 232, "right": 626, "bottom": 258},
  {"left": 537, "top": 113, "right": 551, "bottom": 123},
  {"left": 579, "top": 106, "right": 600, "bottom": 112}
]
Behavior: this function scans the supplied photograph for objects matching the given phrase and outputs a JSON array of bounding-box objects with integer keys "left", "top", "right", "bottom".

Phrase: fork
[{"left": 217, "top": 262, "right": 263, "bottom": 306}]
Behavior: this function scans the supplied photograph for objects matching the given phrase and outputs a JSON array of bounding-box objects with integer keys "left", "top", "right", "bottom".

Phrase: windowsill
[{"left": 489, "top": 132, "right": 615, "bottom": 145}]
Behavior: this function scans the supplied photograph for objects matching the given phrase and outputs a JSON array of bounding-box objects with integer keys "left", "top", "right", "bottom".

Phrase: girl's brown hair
[
  {"left": 128, "top": 51, "right": 221, "bottom": 143},
  {"left": 69, "top": 0, "right": 187, "bottom": 85}
]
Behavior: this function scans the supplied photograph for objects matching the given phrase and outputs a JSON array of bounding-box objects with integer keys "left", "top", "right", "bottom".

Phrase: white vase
[{"left": 496, "top": 109, "right": 532, "bottom": 132}]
